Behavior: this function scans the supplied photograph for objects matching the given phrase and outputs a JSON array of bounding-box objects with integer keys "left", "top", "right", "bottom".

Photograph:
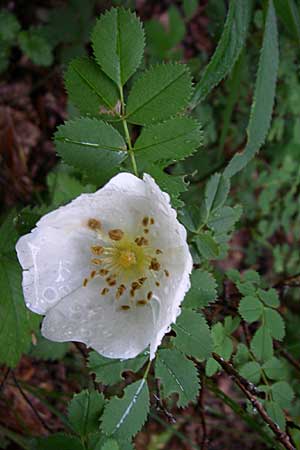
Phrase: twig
[
  {"left": 11, "top": 372, "right": 52, "bottom": 433},
  {"left": 274, "top": 342, "right": 300, "bottom": 373},
  {"left": 212, "top": 353, "right": 295, "bottom": 450},
  {"left": 0, "top": 367, "right": 11, "bottom": 394}
]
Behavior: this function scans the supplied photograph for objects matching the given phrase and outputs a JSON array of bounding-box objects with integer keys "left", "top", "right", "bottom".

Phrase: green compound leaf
[
  {"left": 18, "top": 29, "right": 53, "bottom": 66},
  {"left": 172, "top": 309, "right": 212, "bottom": 361},
  {"left": 224, "top": 0, "right": 279, "bottom": 177},
  {"left": 126, "top": 63, "right": 193, "bottom": 125},
  {"left": 92, "top": 8, "right": 145, "bottom": 87},
  {"left": 205, "top": 173, "right": 230, "bottom": 215},
  {"left": 265, "top": 401, "right": 286, "bottom": 431},
  {"left": 0, "top": 215, "right": 39, "bottom": 367},
  {"left": 238, "top": 296, "right": 264, "bottom": 323},
  {"left": 183, "top": 269, "right": 217, "bottom": 309},
  {"left": 250, "top": 326, "right": 273, "bottom": 362},
  {"left": 134, "top": 117, "right": 202, "bottom": 163},
  {"left": 263, "top": 308, "right": 285, "bottom": 341},
  {"left": 0, "top": 10, "right": 20, "bottom": 42},
  {"left": 68, "top": 390, "right": 105, "bottom": 438},
  {"left": 101, "top": 379, "right": 149, "bottom": 440},
  {"left": 239, "top": 361, "right": 261, "bottom": 384},
  {"left": 34, "top": 433, "right": 84, "bottom": 450},
  {"left": 257, "top": 288, "right": 280, "bottom": 308},
  {"left": 271, "top": 381, "right": 294, "bottom": 409},
  {"left": 190, "top": 0, "right": 252, "bottom": 107},
  {"left": 88, "top": 351, "right": 148, "bottom": 385},
  {"left": 263, "top": 357, "right": 286, "bottom": 381},
  {"left": 65, "top": 57, "right": 120, "bottom": 117},
  {"left": 144, "top": 165, "right": 188, "bottom": 208},
  {"left": 55, "top": 118, "right": 127, "bottom": 184},
  {"left": 155, "top": 349, "right": 200, "bottom": 408}
]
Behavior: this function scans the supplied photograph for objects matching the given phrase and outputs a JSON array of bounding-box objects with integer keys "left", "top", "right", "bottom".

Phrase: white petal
[
  {"left": 16, "top": 226, "right": 93, "bottom": 314},
  {"left": 41, "top": 282, "right": 154, "bottom": 359}
]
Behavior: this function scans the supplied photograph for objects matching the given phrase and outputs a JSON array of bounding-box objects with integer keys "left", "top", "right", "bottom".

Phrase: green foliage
[
  {"left": 100, "top": 440, "right": 120, "bottom": 450},
  {"left": 68, "top": 390, "right": 105, "bottom": 438},
  {"left": 55, "top": 118, "right": 127, "bottom": 184},
  {"left": 101, "top": 379, "right": 149, "bottom": 440},
  {"left": 238, "top": 296, "right": 264, "bottom": 322},
  {"left": 155, "top": 349, "right": 200, "bottom": 407},
  {"left": 0, "top": 214, "right": 39, "bottom": 367},
  {"left": 34, "top": 433, "right": 84, "bottom": 450},
  {"left": 191, "top": 0, "right": 252, "bottom": 107},
  {"left": 126, "top": 63, "right": 193, "bottom": 125},
  {"left": 0, "top": 10, "right": 20, "bottom": 42},
  {"left": 30, "top": 330, "right": 69, "bottom": 361},
  {"left": 92, "top": 8, "right": 145, "bottom": 87},
  {"left": 265, "top": 401, "right": 286, "bottom": 431},
  {"left": 183, "top": 269, "right": 217, "bottom": 309},
  {"left": 224, "top": 0, "right": 279, "bottom": 177},
  {"left": 65, "top": 57, "right": 120, "bottom": 118},
  {"left": 88, "top": 351, "right": 148, "bottom": 385},
  {"left": 18, "top": 29, "right": 53, "bottom": 66},
  {"left": 239, "top": 361, "right": 261, "bottom": 384},
  {"left": 172, "top": 309, "right": 212, "bottom": 361}
]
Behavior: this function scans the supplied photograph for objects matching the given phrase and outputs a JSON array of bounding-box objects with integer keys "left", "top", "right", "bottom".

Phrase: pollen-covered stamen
[
  {"left": 142, "top": 216, "right": 149, "bottom": 227},
  {"left": 147, "top": 291, "right": 153, "bottom": 300},
  {"left": 156, "top": 249, "right": 163, "bottom": 254},
  {"left": 88, "top": 218, "right": 101, "bottom": 230},
  {"left": 106, "top": 276, "right": 117, "bottom": 287},
  {"left": 83, "top": 277, "right": 88, "bottom": 287},
  {"left": 121, "top": 305, "right": 130, "bottom": 310},
  {"left": 108, "top": 229, "right": 124, "bottom": 241},
  {"left": 149, "top": 257, "right": 160, "bottom": 271},
  {"left": 101, "top": 287, "right": 109, "bottom": 295},
  {"left": 91, "top": 245, "right": 104, "bottom": 255},
  {"left": 99, "top": 269, "right": 109, "bottom": 276},
  {"left": 91, "top": 258, "right": 103, "bottom": 265},
  {"left": 116, "top": 284, "right": 126, "bottom": 299},
  {"left": 135, "top": 236, "right": 148, "bottom": 246},
  {"left": 164, "top": 269, "right": 170, "bottom": 277},
  {"left": 137, "top": 299, "right": 147, "bottom": 306}
]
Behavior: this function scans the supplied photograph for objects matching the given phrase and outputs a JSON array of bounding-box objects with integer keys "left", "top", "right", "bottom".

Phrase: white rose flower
[{"left": 16, "top": 173, "right": 192, "bottom": 360}]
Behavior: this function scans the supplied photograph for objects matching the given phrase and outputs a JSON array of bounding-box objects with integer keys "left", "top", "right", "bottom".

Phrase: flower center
[
  {"left": 118, "top": 249, "right": 137, "bottom": 268},
  {"left": 83, "top": 215, "right": 170, "bottom": 311}
]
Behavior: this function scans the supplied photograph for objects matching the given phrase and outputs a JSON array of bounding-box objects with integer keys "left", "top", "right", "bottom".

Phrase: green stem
[
  {"left": 143, "top": 359, "right": 152, "bottom": 379},
  {"left": 119, "top": 85, "right": 139, "bottom": 177}
]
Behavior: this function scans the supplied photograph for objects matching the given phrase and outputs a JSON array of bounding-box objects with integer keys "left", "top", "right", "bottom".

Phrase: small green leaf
[
  {"left": 55, "top": 118, "right": 127, "bottom": 183},
  {"left": 183, "top": 269, "right": 217, "bottom": 309},
  {"left": 92, "top": 8, "right": 145, "bottom": 86},
  {"left": 233, "top": 343, "right": 250, "bottom": 366},
  {"left": 144, "top": 165, "right": 188, "bottom": 207},
  {"left": 250, "top": 326, "right": 273, "bottom": 362},
  {"left": 271, "top": 381, "right": 294, "bottom": 409},
  {"left": 224, "top": 0, "right": 279, "bottom": 177},
  {"left": 173, "top": 309, "right": 212, "bottom": 360},
  {"left": 194, "top": 232, "right": 219, "bottom": 260},
  {"left": 265, "top": 401, "right": 286, "bottom": 431},
  {"left": 100, "top": 440, "right": 120, "bottom": 450},
  {"left": 224, "top": 316, "right": 240, "bottom": 334},
  {"left": 30, "top": 330, "right": 69, "bottom": 361},
  {"left": 88, "top": 351, "right": 148, "bottom": 385},
  {"left": 191, "top": 0, "right": 252, "bottom": 107},
  {"left": 155, "top": 349, "right": 200, "bottom": 407},
  {"left": 19, "top": 29, "right": 53, "bottom": 66},
  {"left": 134, "top": 117, "right": 202, "bottom": 163},
  {"left": 0, "top": 11, "right": 20, "bottom": 42},
  {"left": 68, "top": 390, "right": 105, "bottom": 438},
  {"left": 207, "top": 205, "right": 242, "bottom": 234},
  {"left": 205, "top": 173, "right": 230, "bottom": 214},
  {"left": 65, "top": 57, "right": 120, "bottom": 117},
  {"left": 238, "top": 296, "right": 263, "bottom": 323},
  {"left": 263, "top": 357, "right": 286, "bottom": 380},
  {"left": 126, "top": 63, "right": 192, "bottom": 125},
  {"left": 101, "top": 379, "right": 149, "bottom": 440},
  {"left": 257, "top": 288, "right": 280, "bottom": 308},
  {"left": 243, "top": 270, "right": 261, "bottom": 284},
  {"left": 205, "top": 357, "right": 220, "bottom": 376},
  {"left": 47, "top": 169, "right": 95, "bottom": 207},
  {"left": 264, "top": 308, "right": 285, "bottom": 341},
  {"left": 239, "top": 361, "right": 261, "bottom": 384}
]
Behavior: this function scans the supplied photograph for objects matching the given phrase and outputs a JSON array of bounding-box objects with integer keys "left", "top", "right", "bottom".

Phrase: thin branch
[
  {"left": 274, "top": 341, "right": 300, "bottom": 373},
  {"left": 11, "top": 372, "right": 52, "bottom": 433},
  {"left": 212, "top": 353, "right": 295, "bottom": 450},
  {"left": 0, "top": 368, "right": 11, "bottom": 394}
]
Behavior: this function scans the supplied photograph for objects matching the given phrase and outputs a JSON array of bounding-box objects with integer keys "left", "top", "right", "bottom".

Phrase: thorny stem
[
  {"left": 212, "top": 353, "right": 295, "bottom": 450},
  {"left": 119, "top": 85, "right": 139, "bottom": 177}
]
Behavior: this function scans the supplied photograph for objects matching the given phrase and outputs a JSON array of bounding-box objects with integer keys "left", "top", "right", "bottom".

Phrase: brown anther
[
  {"left": 101, "top": 287, "right": 109, "bottom": 295},
  {"left": 121, "top": 305, "right": 130, "bottom": 310},
  {"left": 144, "top": 228, "right": 149, "bottom": 234},
  {"left": 149, "top": 258, "right": 160, "bottom": 271},
  {"left": 150, "top": 217, "right": 155, "bottom": 225},
  {"left": 164, "top": 269, "right": 170, "bottom": 277},
  {"left": 91, "top": 258, "right": 103, "bottom": 265},
  {"left": 130, "top": 289, "right": 135, "bottom": 297},
  {"left": 88, "top": 218, "right": 101, "bottom": 230},
  {"left": 155, "top": 281, "right": 160, "bottom": 287},
  {"left": 147, "top": 291, "right": 153, "bottom": 300},
  {"left": 137, "top": 300, "right": 147, "bottom": 306},
  {"left": 90, "top": 270, "right": 97, "bottom": 279},
  {"left": 99, "top": 269, "right": 109, "bottom": 276},
  {"left": 138, "top": 277, "right": 147, "bottom": 285},
  {"left": 107, "top": 276, "right": 117, "bottom": 287},
  {"left": 108, "top": 229, "right": 124, "bottom": 241},
  {"left": 91, "top": 245, "right": 104, "bottom": 255},
  {"left": 116, "top": 284, "right": 126, "bottom": 299},
  {"left": 83, "top": 278, "right": 88, "bottom": 287},
  {"left": 135, "top": 236, "right": 149, "bottom": 246},
  {"left": 156, "top": 249, "right": 163, "bottom": 254},
  {"left": 142, "top": 216, "right": 149, "bottom": 226},
  {"left": 131, "top": 281, "right": 141, "bottom": 290}
]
